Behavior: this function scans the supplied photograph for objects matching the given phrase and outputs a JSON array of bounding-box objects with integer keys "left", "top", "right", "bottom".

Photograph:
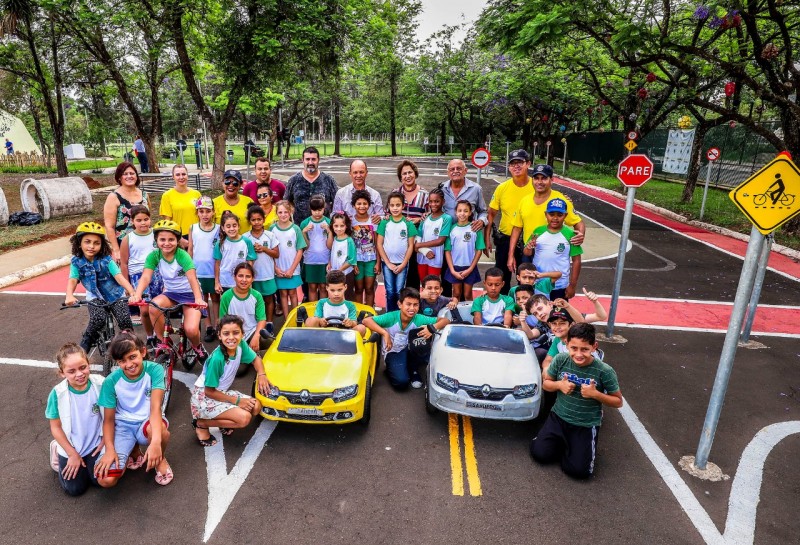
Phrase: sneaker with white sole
[
  {"left": 410, "top": 372, "right": 423, "bottom": 389},
  {"left": 49, "top": 440, "right": 60, "bottom": 472}
]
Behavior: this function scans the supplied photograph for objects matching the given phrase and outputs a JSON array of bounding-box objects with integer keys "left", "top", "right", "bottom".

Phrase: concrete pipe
[
  {"left": 20, "top": 177, "right": 93, "bottom": 220},
  {"left": 0, "top": 187, "right": 8, "bottom": 226}
]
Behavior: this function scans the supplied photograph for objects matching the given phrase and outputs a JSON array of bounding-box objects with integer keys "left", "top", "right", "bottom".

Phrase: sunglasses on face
[
  {"left": 257, "top": 192, "right": 272, "bottom": 198},
  {"left": 224, "top": 180, "right": 240, "bottom": 186}
]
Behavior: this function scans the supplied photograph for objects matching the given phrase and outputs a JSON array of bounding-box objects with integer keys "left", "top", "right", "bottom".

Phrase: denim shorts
[{"left": 112, "top": 416, "right": 169, "bottom": 468}]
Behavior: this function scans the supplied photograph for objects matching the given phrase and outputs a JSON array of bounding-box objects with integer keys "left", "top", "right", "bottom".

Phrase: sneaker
[
  {"left": 296, "top": 306, "right": 308, "bottom": 326},
  {"left": 146, "top": 336, "right": 158, "bottom": 350},
  {"left": 203, "top": 325, "right": 216, "bottom": 343},
  {"left": 49, "top": 440, "right": 59, "bottom": 472},
  {"left": 410, "top": 373, "right": 423, "bottom": 389},
  {"left": 265, "top": 322, "right": 275, "bottom": 337},
  {"left": 195, "top": 344, "right": 209, "bottom": 364}
]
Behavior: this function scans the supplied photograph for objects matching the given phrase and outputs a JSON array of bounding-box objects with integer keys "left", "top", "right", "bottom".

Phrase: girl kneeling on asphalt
[{"left": 190, "top": 315, "right": 271, "bottom": 446}]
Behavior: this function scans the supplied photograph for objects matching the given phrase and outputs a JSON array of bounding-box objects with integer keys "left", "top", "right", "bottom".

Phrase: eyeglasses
[
  {"left": 448, "top": 167, "right": 464, "bottom": 172},
  {"left": 224, "top": 180, "right": 240, "bottom": 186},
  {"left": 257, "top": 192, "right": 271, "bottom": 198},
  {"left": 509, "top": 161, "right": 526, "bottom": 167}
]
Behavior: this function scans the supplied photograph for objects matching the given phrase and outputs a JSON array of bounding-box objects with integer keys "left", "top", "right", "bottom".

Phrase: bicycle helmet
[
  {"left": 152, "top": 219, "right": 182, "bottom": 237},
  {"left": 76, "top": 221, "right": 106, "bottom": 236}
]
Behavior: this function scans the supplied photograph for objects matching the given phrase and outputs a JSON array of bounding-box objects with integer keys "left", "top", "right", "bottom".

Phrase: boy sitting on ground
[
  {"left": 304, "top": 270, "right": 367, "bottom": 336},
  {"left": 419, "top": 274, "right": 458, "bottom": 318},
  {"left": 531, "top": 322, "right": 622, "bottom": 479},
  {"left": 471, "top": 267, "right": 514, "bottom": 327}
]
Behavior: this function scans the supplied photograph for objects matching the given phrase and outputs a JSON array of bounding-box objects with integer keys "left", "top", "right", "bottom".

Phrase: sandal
[
  {"left": 155, "top": 462, "right": 173, "bottom": 486},
  {"left": 192, "top": 419, "right": 218, "bottom": 447},
  {"left": 220, "top": 428, "right": 234, "bottom": 437},
  {"left": 126, "top": 454, "right": 146, "bottom": 470}
]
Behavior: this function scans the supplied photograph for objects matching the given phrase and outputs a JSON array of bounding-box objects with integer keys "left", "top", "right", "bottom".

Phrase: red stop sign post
[{"left": 605, "top": 154, "right": 654, "bottom": 340}]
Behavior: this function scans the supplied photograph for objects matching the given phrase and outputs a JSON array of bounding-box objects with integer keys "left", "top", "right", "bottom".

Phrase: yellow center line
[
  {"left": 461, "top": 415, "right": 483, "bottom": 496},
  {"left": 448, "top": 413, "right": 464, "bottom": 496}
]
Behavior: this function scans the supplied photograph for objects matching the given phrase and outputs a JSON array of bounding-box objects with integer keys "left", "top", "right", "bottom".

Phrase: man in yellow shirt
[
  {"left": 485, "top": 149, "right": 535, "bottom": 293},
  {"left": 508, "top": 164, "right": 585, "bottom": 297},
  {"left": 213, "top": 169, "right": 254, "bottom": 234}
]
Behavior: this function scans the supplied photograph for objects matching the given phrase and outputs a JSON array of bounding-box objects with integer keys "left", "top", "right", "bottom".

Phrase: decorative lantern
[
  {"left": 646, "top": 72, "right": 657, "bottom": 83},
  {"left": 637, "top": 88, "right": 649, "bottom": 99},
  {"left": 724, "top": 81, "right": 736, "bottom": 97}
]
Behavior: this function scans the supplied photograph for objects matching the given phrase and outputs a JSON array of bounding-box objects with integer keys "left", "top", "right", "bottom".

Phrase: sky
[{"left": 416, "top": 0, "right": 488, "bottom": 45}]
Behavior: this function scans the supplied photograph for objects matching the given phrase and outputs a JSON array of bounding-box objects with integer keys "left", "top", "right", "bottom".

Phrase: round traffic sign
[
  {"left": 627, "top": 130, "right": 639, "bottom": 141},
  {"left": 471, "top": 148, "right": 491, "bottom": 169},
  {"left": 706, "top": 147, "right": 721, "bottom": 162},
  {"left": 617, "top": 154, "right": 654, "bottom": 188},
  {"left": 176, "top": 139, "right": 187, "bottom": 151}
]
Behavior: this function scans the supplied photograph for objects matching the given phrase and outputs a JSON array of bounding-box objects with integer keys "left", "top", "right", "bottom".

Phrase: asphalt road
[{"left": 1, "top": 156, "right": 798, "bottom": 544}]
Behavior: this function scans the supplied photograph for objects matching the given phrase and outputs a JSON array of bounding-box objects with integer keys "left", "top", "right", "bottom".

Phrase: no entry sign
[
  {"left": 471, "top": 148, "right": 491, "bottom": 169},
  {"left": 617, "top": 154, "right": 654, "bottom": 188},
  {"left": 707, "top": 147, "right": 721, "bottom": 162}
]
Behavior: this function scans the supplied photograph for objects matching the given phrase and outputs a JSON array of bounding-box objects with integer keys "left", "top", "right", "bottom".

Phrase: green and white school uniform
[
  {"left": 445, "top": 222, "right": 486, "bottom": 267},
  {"left": 370, "top": 311, "right": 437, "bottom": 356},
  {"left": 144, "top": 248, "right": 195, "bottom": 296},
  {"left": 313, "top": 298, "right": 357, "bottom": 321},
  {"left": 329, "top": 236, "right": 357, "bottom": 275},
  {"left": 45, "top": 376, "right": 105, "bottom": 457},
  {"left": 270, "top": 223, "right": 308, "bottom": 289},
  {"left": 190, "top": 341, "right": 258, "bottom": 419},
  {"left": 530, "top": 225, "right": 583, "bottom": 290},
  {"left": 98, "top": 362, "right": 165, "bottom": 422},
  {"left": 471, "top": 294, "right": 515, "bottom": 325},
  {"left": 213, "top": 236, "right": 257, "bottom": 289},
  {"left": 377, "top": 217, "right": 417, "bottom": 264},
  {"left": 416, "top": 213, "right": 452, "bottom": 267},
  {"left": 244, "top": 229, "right": 279, "bottom": 296},
  {"left": 219, "top": 288, "right": 266, "bottom": 340},
  {"left": 190, "top": 223, "right": 220, "bottom": 294}
]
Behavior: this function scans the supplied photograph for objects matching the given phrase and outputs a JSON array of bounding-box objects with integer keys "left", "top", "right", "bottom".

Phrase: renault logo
[
  {"left": 481, "top": 384, "right": 491, "bottom": 397},
  {"left": 300, "top": 390, "right": 310, "bottom": 402}
]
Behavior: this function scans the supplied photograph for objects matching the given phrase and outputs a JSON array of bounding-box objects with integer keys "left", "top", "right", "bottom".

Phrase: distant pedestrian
[
  {"left": 133, "top": 135, "right": 149, "bottom": 173},
  {"left": 284, "top": 146, "right": 338, "bottom": 223},
  {"left": 4, "top": 138, "right": 13, "bottom": 155}
]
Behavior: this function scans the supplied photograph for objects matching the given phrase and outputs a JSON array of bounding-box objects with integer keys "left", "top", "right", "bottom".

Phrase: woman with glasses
[
  {"left": 395, "top": 160, "right": 429, "bottom": 289},
  {"left": 159, "top": 164, "right": 201, "bottom": 249},
  {"left": 213, "top": 170, "right": 254, "bottom": 235},
  {"left": 103, "top": 161, "right": 151, "bottom": 263}
]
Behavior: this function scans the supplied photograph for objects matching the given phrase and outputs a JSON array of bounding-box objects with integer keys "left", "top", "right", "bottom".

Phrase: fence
[{"left": 0, "top": 152, "right": 50, "bottom": 168}]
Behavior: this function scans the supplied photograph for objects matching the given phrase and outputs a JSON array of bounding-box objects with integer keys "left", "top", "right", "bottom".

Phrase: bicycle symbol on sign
[{"left": 745, "top": 173, "right": 795, "bottom": 207}]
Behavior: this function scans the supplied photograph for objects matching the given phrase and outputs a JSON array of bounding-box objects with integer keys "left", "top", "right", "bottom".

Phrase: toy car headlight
[
  {"left": 267, "top": 385, "right": 281, "bottom": 400},
  {"left": 332, "top": 384, "right": 358, "bottom": 402},
  {"left": 436, "top": 373, "right": 459, "bottom": 393},
  {"left": 513, "top": 383, "right": 538, "bottom": 399}
]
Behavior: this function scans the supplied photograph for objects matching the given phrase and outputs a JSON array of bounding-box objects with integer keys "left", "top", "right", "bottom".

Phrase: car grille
[
  {"left": 262, "top": 407, "right": 353, "bottom": 422},
  {"left": 460, "top": 383, "right": 514, "bottom": 401},
  {"left": 279, "top": 390, "right": 332, "bottom": 406}
]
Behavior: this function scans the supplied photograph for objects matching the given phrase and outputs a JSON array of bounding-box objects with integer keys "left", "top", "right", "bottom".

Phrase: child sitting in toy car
[{"left": 303, "top": 270, "right": 367, "bottom": 336}]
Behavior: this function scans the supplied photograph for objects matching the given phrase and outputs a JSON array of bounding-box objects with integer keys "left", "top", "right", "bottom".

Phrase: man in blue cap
[{"left": 508, "top": 163, "right": 585, "bottom": 298}]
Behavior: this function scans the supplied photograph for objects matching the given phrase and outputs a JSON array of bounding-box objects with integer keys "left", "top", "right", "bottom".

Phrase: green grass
[{"left": 563, "top": 163, "right": 800, "bottom": 250}]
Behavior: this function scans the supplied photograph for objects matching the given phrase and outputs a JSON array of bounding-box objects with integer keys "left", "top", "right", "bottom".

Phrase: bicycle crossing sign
[{"left": 729, "top": 155, "right": 800, "bottom": 234}]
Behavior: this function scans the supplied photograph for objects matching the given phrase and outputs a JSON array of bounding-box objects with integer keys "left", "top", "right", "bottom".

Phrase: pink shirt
[{"left": 242, "top": 179, "right": 286, "bottom": 202}]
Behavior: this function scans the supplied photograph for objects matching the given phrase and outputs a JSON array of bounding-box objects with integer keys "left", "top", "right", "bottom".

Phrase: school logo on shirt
[
  {"left": 177, "top": 269, "right": 186, "bottom": 277},
  {"left": 400, "top": 229, "right": 407, "bottom": 239},
  {"left": 287, "top": 240, "right": 293, "bottom": 247},
  {"left": 92, "top": 403, "right": 100, "bottom": 414},
  {"left": 238, "top": 250, "right": 245, "bottom": 259},
  {"left": 433, "top": 227, "right": 440, "bottom": 236},
  {"left": 145, "top": 387, "right": 152, "bottom": 398},
  {"left": 337, "top": 249, "right": 343, "bottom": 257},
  {"left": 463, "top": 232, "right": 472, "bottom": 242},
  {"left": 556, "top": 242, "right": 566, "bottom": 253}
]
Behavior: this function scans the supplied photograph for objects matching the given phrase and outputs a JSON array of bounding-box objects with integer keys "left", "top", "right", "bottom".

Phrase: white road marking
[{"left": 599, "top": 322, "right": 800, "bottom": 338}]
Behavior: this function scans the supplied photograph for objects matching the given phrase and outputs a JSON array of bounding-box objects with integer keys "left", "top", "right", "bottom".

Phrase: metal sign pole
[
  {"left": 605, "top": 188, "right": 636, "bottom": 338},
  {"left": 739, "top": 235, "right": 773, "bottom": 343},
  {"left": 694, "top": 227, "right": 766, "bottom": 470},
  {"left": 505, "top": 141, "right": 510, "bottom": 177},
  {"left": 476, "top": 164, "right": 482, "bottom": 187},
  {"left": 562, "top": 140, "right": 567, "bottom": 175},
  {"left": 699, "top": 160, "right": 713, "bottom": 220},
  {"left": 179, "top": 148, "right": 184, "bottom": 166},
  {"left": 545, "top": 143, "right": 550, "bottom": 165}
]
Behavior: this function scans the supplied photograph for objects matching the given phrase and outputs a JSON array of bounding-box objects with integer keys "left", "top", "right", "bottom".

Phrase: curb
[
  {"left": 557, "top": 175, "right": 800, "bottom": 262},
  {"left": 0, "top": 254, "right": 71, "bottom": 290}
]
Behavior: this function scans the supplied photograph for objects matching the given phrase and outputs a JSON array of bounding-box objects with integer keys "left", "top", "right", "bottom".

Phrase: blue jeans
[
  {"left": 382, "top": 263, "right": 408, "bottom": 312},
  {"left": 384, "top": 349, "right": 425, "bottom": 390},
  {"left": 57, "top": 451, "right": 100, "bottom": 496}
]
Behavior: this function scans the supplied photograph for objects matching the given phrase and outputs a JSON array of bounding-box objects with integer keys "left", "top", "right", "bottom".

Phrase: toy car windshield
[
  {"left": 444, "top": 325, "right": 527, "bottom": 355},
  {"left": 277, "top": 328, "right": 358, "bottom": 355}
]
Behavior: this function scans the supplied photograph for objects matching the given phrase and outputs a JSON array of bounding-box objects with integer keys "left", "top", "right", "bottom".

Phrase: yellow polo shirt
[
  {"left": 159, "top": 188, "right": 201, "bottom": 235},
  {"left": 489, "top": 177, "right": 535, "bottom": 235},
  {"left": 511, "top": 190, "right": 581, "bottom": 243},
  {"left": 213, "top": 194, "right": 254, "bottom": 234}
]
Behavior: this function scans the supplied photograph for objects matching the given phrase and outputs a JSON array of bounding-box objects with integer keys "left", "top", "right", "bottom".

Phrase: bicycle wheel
[
  {"left": 754, "top": 193, "right": 767, "bottom": 206},
  {"left": 99, "top": 331, "right": 117, "bottom": 377},
  {"left": 154, "top": 352, "right": 173, "bottom": 415}
]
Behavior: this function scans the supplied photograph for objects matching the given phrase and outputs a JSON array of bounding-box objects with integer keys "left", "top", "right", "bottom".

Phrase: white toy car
[{"left": 425, "top": 314, "right": 542, "bottom": 421}]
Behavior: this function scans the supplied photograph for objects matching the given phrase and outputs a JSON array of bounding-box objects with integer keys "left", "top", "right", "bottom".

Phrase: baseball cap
[
  {"left": 508, "top": 149, "right": 530, "bottom": 162},
  {"left": 195, "top": 196, "right": 213, "bottom": 210},
  {"left": 547, "top": 307, "right": 574, "bottom": 324},
  {"left": 223, "top": 169, "right": 242, "bottom": 183},
  {"left": 546, "top": 198, "right": 567, "bottom": 214},
  {"left": 532, "top": 164, "right": 554, "bottom": 178}
]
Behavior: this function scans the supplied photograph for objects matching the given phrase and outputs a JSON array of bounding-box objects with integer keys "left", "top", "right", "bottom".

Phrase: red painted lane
[
  {"left": 2, "top": 266, "right": 84, "bottom": 294},
  {"left": 555, "top": 177, "right": 800, "bottom": 281}
]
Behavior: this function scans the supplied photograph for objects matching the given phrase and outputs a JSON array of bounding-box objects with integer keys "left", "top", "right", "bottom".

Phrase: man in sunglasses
[
  {"left": 242, "top": 157, "right": 286, "bottom": 203},
  {"left": 213, "top": 169, "right": 255, "bottom": 234}
]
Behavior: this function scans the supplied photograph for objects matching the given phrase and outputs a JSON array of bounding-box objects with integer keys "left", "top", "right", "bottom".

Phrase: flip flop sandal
[
  {"left": 220, "top": 428, "right": 234, "bottom": 436},
  {"left": 192, "top": 419, "right": 219, "bottom": 447},
  {"left": 155, "top": 463, "right": 173, "bottom": 486},
  {"left": 126, "top": 454, "right": 146, "bottom": 470}
]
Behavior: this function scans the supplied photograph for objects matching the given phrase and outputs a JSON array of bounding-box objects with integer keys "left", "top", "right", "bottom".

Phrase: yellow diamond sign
[
  {"left": 729, "top": 155, "right": 800, "bottom": 234},
  {"left": 624, "top": 140, "right": 637, "bottom": 151}
]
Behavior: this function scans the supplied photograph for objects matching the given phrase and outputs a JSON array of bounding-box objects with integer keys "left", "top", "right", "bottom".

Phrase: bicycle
[
  {"left": 60, "top": 297, "right": 130, "bottom": 376},
  {"left": 132, "top": 300, "right": 206, "bottom": 415}
]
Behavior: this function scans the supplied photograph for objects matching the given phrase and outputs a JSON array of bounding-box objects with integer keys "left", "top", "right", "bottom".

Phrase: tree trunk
[
  {"left": 143, "top": 138, "right": 158, "bottom": 173},
  {"left": 681, "top": 123, "right": 709, "bottom": 203},
  {"left": 48, "top": 16, "right": 67, "bottom": 176},
  {"left": 210, "top": 131, "right": 228, "bottom": 186},
  {"left": 334, "top": 98, "right": 341, "bottom": 156},
  {"left": 284, "top": 134, "right": 292, "bottom": 160},
  {"left": 389, "top": 71, "right": 397, "bottom": 156}
]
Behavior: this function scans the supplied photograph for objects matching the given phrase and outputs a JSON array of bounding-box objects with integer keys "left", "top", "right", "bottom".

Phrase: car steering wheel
[{"left": 324, "top": 316, "right": 348, "bottom": 329}]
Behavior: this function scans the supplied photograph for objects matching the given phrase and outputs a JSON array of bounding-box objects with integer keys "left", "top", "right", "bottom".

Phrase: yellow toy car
[{"left": 254, "top": 301, "right": 380, "bottom": 426}]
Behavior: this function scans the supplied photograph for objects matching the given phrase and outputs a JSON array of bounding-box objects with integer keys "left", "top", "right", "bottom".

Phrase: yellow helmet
[
  {"left": 76, "top": 221, "right": 106, "bottom": 236},
  {"left": 152, "top": 219, "right": 182, "bottom": 237}
]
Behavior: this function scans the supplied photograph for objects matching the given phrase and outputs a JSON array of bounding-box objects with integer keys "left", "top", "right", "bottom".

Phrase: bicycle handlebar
[
  {"left": 134, "top": 299, "right": 207, "bottom": 312},
  {"left": 60, "top": 297, "right": 130, "bottom": 310}
]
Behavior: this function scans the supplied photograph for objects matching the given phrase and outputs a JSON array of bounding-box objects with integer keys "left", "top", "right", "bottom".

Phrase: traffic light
[{"left": 281, "top": 127, "right": 290, "bottom": 142}]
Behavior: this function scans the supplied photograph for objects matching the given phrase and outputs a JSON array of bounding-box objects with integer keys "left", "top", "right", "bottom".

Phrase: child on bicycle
[
  {"left": 271, "top": 200, "right": 307, "bottom": 317},
  {"left": 95, "top": 332, "right": 173, "bottom": 486},
  {"left": 244, "top": 204, "right": 280, "bottom": 337},
  {"left": 214, "top": 210, "right": 256, "bottom": 294},
  {"left": 129, "top": 219, "right": 209, "bottom": 362},
  {"left": 46, "top": 343, "right": 105, "bottom": 496},
  {"left": 219, "top": 263, "right": 266, "bottom": 353},
  {"left": 190, "top": 315, "right": 270, "bottom": 445},
  {"left": 189, "top": 196, "right": 221, "bottom": 342},
  {"left": 65, "top": 222, "right": 136, "bottom": 353},
  {"left": 119, "top": 205, "right": 162, "bottom": 345}
]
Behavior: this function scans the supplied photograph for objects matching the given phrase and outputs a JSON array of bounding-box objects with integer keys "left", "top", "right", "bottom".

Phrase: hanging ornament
[
  {"left": 525, "top": 118, "right": 532, "bottom": 123},
  {"left": 646, "top": 72, "right": 657, "bottom": 83},
  {"left": 587, "top": 107, "right": 593, "bottom": 114},
  {"left": 693, "top": 5, "right": 710, "bottom": 20},
  {"left": 542, "top": 114, "right": 549, "bottom": 122},
  {"left": 559, "top": 124, "right": 566, "bottom": 132},
  {"left": 677, "top": 115, "right": 692, "bottom": 129},
  {"left": 601, "top": 99, "right": 609, "bottom": 106},
  {"left": 637, "top": 88, "right": 649, "bottom": 99},
  {"left": 724, "top": 81, "right": 736, "bottom": 97},
  {"left": 729, "top": 120, "right": 737, "bottom": 128},
  {"left": 761, "top": 43, "right": 779, "bottom": 60}
]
